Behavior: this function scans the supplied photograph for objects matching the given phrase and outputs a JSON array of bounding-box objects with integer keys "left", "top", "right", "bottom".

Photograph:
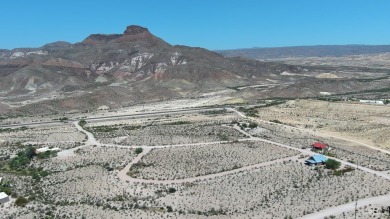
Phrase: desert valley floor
[{"left": 0, "top": 98, "right": 390, "bottom": 219}]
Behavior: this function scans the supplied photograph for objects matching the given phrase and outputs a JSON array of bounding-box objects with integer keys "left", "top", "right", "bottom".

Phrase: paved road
[{"left": 0, "top": 107, "right": 224, "bottom": 128}]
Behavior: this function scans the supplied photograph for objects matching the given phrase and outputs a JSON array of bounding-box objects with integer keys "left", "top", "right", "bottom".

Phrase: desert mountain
[
  {"left": 0, "top": 25, "right": 308, "bottom": 115},
  {"left": 0, "top": 26, "right": 388, "bottom": 116}
]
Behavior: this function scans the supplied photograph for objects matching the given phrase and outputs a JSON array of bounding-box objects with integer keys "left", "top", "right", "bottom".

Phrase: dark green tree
[{"left": 325, "top": 159, "right": 341, "bottom": 170}]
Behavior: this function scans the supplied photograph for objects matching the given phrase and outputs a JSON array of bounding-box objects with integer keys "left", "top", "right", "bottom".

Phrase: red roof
[{"left": 312, "top": 142, "right": 326, "bottom": 149}]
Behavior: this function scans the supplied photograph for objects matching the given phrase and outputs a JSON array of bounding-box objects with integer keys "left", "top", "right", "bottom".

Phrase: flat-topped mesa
[
  {"left": 119, "top": 25, "right": 158, "bottom": 43},
  {"left": 81, "top": 25, "right": 168, "bottom": 46},
  {"left": 124, "top": 25, "right": 150, "bottom": 35}
]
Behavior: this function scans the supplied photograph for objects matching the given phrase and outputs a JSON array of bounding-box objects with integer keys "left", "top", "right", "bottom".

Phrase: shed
[
  {"left": 0, "top": 192, "right": 10, "bottom": 204},
  {"left": 312, "top": 142, "right": 327, "bottom": 150}
]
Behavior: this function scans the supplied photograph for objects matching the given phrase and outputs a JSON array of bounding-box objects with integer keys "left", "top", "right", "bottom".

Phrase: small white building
[
  {"left": 0, "top": 192, "right": 10, "bottom": 204},
  {"left": 319, "top": 92, "right": 332, "bottom": 96},
  {"left": 36, "top": 147, "right": 61, "bottom": 153},
  {"left": 359, "top": 100, "right": 384, "bottom": 105},
  {"left": 98, "top": 105, "right": 110, "bottom": 110}
]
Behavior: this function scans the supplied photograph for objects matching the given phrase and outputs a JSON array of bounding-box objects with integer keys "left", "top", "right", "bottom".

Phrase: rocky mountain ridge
[{"left": 0, "top": 25, "right": 388, "bottom": 116}]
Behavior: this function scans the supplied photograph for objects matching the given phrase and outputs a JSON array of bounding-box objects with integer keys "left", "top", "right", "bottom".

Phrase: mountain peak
[
  {"left": 124, "top": 25, "right": 150, "bottom": 35},
  {"left": 80, "top": 25, "right": 169, "bottom": 47}
]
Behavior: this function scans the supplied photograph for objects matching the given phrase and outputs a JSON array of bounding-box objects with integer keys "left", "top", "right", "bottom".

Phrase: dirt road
[{"left": 297, "top": 194, "right": 390, "bottom": 219}]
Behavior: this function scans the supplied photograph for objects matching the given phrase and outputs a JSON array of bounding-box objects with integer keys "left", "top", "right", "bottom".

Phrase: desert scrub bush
[
  {"left": 168, "top": 187, "right": 177, "bottom": 193},
  {"left": 135, "top": 147, "right": 143, "bottom": 154},
  {"left": 88, "top": 125, "right": 119, "bottom": 133},
  {"left": 0, "top": 126, "right": 28, "bottom": 133},
  {"left": 15, "top": 196, "right": 29, "bottom": 207},
  {"left": 0, "top": 180, "right": 12, "bottom": 195},
  {"left": 163, "top": 121, "right": 192, "bottom": 125},
  {"left": 37, "top": 150, "right": 57, "bottom": 159},
  {"left": 58, "top": 117, "right": 68, "bottom": 122},
  {"left": 122, "top": 125, "right": 141, "bottom": 130},
  {"left": 79, "top": 119, "right": 87, "bottom": 127},
  {"left": 238, "top": 107, "right": 258, "bottom": 117}
]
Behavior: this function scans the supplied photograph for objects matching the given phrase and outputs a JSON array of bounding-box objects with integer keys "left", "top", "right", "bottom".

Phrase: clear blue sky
[{"left": 0, "top": 0, "right": 389, "bottom": 50}]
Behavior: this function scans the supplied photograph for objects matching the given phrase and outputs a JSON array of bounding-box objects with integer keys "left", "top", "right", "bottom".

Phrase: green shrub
[
  {"left": 135, "top": 148, "right": 143, "bottom": 154},
  {"left": 218, "top": 134, "right": 229, "bottom": 141},
  {"left": 325, "top": 159, "right": 341, "bottom": 170},
  {"left": 249, "top": 122, "right": 258, "bottom": 128},
  {"left": 15, "top": 196, "right": 28, "bottom": 207},
  {"left": 79, "top": 120, "right": 87, "bottom": 127},
  {"left": 168, "top": 187, "right": 176, "bottom": 193}
]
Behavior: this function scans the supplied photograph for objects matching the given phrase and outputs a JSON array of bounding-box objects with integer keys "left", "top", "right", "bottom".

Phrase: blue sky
[{"left": 0, "top": 0, "right": 389, "bottom": 50}]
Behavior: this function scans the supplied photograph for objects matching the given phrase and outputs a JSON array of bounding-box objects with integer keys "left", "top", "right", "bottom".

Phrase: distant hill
[{"left": 217, "top": 45, "right": 390, "bottom": 59}]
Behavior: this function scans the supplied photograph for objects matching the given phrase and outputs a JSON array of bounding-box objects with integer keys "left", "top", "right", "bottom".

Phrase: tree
[
  {"left": 135, "top": 148, "right": 143, "bottom": 154},
  {"left": 249, "top": 122, "right": 258, "bottom": 128},
  {"left": 325, "top": 159, "right": 341, "bottom": 170},
  {"left": 168, "top": 187, "right": 176, "bottom": 193},
  {"left": 79, "top": 120, "right": 87, "bottom": 127}
]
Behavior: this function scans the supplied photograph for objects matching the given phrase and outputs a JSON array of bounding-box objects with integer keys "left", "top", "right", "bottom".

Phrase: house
[
  {"left": 305, "top": 154, "right": 328, "bottom": 166},
  {"left": 0, "top": 192, "right": 10, "bottom": 204},
  {"left": 312, "top": 142, "right": 327, "bottom": 150}
]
